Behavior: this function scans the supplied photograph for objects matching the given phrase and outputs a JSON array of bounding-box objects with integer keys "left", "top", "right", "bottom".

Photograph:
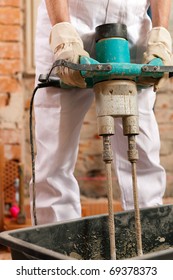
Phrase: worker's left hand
[
  {"left": 143, "top": 27, "right": 173, "bottom": 91},
  {"left": 49, "top": 22, "right": 89, "bottom": 88}
]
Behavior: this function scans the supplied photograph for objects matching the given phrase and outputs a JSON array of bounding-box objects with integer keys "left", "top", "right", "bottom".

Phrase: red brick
[
  {"left": 0, "top": 129, "right": 20, "bottom": 143},
  {"left": 0, "top": 76, "right": 21, "bottom": 93},
  {"left": 0, "top": 42, "right": 22, "bottom": 59},
  {"left": 0, "top": 59, "right": 22, "bottom": 75},
  {"left": 155, "top": 109, "right": 173, "bottom": 124},
  {"left": 0, "top": 7, "right": 22, "bottom": 24},
  {"left": 159, "top": 124, "right": 173, "bottom": 140},
  {"left": 155, "top": 93, "right": 173, "bottom": 109},
  {"left": 0, "top": 93, "right": 9, "bottom": 107},
  {"left": 161, "top": 154, "right": 173, "bottom": 172},
  {"left": 0, "top": 0, "right": 20, "bottom": 7},
  {"left": 0, "top": 25, "right": 22, "bottom": 41},
  {"left": 81, "top": 198, "right": 122, "bottom": 216},
  {"left": 4, "top": 144, "right": 21, "bottom": 161},
  {"left": 24, "top": 99, "right": 31, "bottom": 110}
]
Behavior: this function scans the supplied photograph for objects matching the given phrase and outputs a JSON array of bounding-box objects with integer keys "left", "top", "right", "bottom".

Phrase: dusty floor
[{"left": 1, "top": 197, "right": 173, "bottom": 260}]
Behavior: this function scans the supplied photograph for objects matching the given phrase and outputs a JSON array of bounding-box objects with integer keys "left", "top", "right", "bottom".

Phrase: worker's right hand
[
  {"left": 143, "top": 27, "right": 173, "bottom": 91},
  {"left": 49, "top": 22, "right": 89, "bottom": 88}
]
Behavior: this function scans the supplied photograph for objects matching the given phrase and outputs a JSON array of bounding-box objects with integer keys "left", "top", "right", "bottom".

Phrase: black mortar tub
[{"left": 0, "top": 205, "right": 173, "bottom": 260}]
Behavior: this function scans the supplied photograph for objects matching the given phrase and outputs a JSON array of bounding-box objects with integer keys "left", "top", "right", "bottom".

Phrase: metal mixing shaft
[
  {"left": 95, "top": 113, "right": 116, "bottom": 259},
  {"left": 129, "top": 136, "right": 143, "bottom": 256},
  {"left": 102, "top": 135, "right": 116, "bottom": 260},
  {"left": 123, "top": 116, "right": 143, "bottom": 256}
]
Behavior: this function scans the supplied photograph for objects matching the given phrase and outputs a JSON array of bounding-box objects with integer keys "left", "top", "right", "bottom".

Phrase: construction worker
[{"left": 31, "top": 0, "right": 173, "bottom": 225}]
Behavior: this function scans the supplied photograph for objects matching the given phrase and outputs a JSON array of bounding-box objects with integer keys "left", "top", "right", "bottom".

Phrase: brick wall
[
  {"left": 154, "top": 5, "right": 173, "bottom": 197},
  {"left": 0, "top": 0, "right": 24, "bottom": 163},
  {"left": 155, "top": 82, "right": 173, "bottom": 197}
]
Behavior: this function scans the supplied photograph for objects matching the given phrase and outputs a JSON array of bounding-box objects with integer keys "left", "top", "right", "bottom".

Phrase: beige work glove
[
  {"left": 49, "top": 22, "right": 89, "bottom": 88},
  {"left": 143, "top": 27, "right": 173, "bottom": 91}
]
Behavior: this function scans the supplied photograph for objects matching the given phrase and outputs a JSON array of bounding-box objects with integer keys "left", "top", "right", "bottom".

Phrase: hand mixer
[{"left": 30, "top": 23, "right": 173, "bottom": 260}]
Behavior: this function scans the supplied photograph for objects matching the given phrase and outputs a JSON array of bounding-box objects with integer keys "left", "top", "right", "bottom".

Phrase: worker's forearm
[
  {"left": 45, "top": 0, "right": 70, "bottom": 25},
  {"left": 150, "top": 0, "right": 171, "bottom": 28}
]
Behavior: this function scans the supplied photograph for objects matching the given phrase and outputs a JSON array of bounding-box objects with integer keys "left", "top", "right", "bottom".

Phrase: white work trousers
[{"left": 31, "top": 0, "right": 166, "bottom": 224}]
